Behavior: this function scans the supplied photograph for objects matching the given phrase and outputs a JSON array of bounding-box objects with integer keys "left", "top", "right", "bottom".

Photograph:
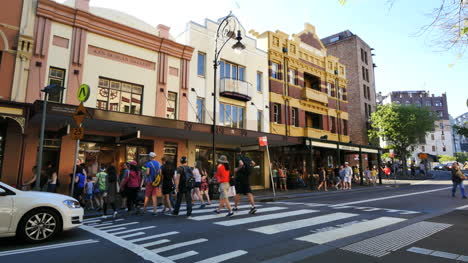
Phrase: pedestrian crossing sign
[{"left": 77, "top": 84, "right": 90, "bottom": 102}]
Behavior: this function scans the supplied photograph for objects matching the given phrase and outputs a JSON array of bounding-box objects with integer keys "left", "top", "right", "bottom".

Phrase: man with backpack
[
  {"left": 143, "top": 152, "right": 161, "bottom": 215},
  {"left": 172, "top": 156, "right": 194, "bottom": 218},
  {"left": 233, "top": 148, "right": 257, "bottom": 214}
]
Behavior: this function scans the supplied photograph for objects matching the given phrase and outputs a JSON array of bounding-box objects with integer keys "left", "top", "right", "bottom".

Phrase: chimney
[
  {"left": 157, "top": 24, "right": 170, "bottom": 39},
  {"left": 75, "top": 0, "right": 90, "bottom": 11}
]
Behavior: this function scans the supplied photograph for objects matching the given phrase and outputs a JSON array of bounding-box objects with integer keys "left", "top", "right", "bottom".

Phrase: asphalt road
[{"left": 1, "top": 171, "right": 467, "bottom": 263}]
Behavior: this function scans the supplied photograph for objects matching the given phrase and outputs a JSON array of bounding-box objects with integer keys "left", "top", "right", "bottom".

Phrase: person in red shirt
[
  {"left": 382, "top": 165, "right": 391, "bottom": 180},
  {"left": 214, "top": 155, "right": 234, "bottom": 217}
]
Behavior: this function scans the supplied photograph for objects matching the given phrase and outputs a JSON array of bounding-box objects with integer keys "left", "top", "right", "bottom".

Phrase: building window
[
  {"left": 0, "top": 51, "right": 3, "bottom": 65},
  {"left": 363, "top": 85, "right": 367, "bottom": 99},
  {"left": 327, "top": 83, "right": 332, "bottom": 96},
  {"left": 273, "top": 103, "right": 281, "bottom": 123},
  {"left": 330, "top": 116, "right": 336, "bottom": 133},
  {"left": 97, "top": 78, "right": 143, "bottom": 114},
  {"left": 432, "top": 145, "right": 436, "bottom": 152},
  {"left": 366, "top": 86, "right": 370, "bottom": 100},
  {"left": 257, "top": 71, "right": 262, "bottom": 92},
  {"left": 166, "top": 92, "right": 178, "bottom": 119},
  {"left": 421, "top": 146, "right": 425, "bottom": 152},
  {"left": 288, "top": 68, "right": 297, "bottom": 85},
  {"left": 368, "top": 104, "right": 372, "bottom": 117},
  {"left": 364, "top": 51, "right": 368, "bottom": 65},
  {"left": 431, "top": 134, "right": 435, "bottom": 140},
  {"left": 257, "top": 110, "right": 262, "bottom": 131},
  {"left": 362, "top": 66, "right": 366, "bottom": 80},
  {"left": 435, "top": 101, "right": 443, "bottom": 107},
  {"left": 220, "top": 60, "right": 245, "bottom": 81},
  {"left": 196, "top": 97, "right": 204, "bottom": 123},
  {"left": 47, "top": 67, "right": 65, "bottom": 103},
  {"left": 343, "top": 120, "right": 348, "bottom": 135},
  {"left": 272, "top": 62, "right": 279, "bottom": 79},
  {"left": 365, "top": 103, "right": 368, "bottom": 117},
  {"left": 443, "top": 146, "right": 446, "bottom": 152},
  {"left": 439, "top": 122, "right": 444, "bottom": 129},
  {"left": 219, "top": 103, "right": 244, "bottom": 128},
  {"left": 437, "top": 111, "right": 443, "bottom": 118},
  {"left": 292, "top": 107, "right": 299, "bottom": 127},
  {"left": 365, "top": 68, "right": 369, "bottom": 81},
  {"left": 197, "top": 52, "right": 205, "bottom": 76},
  {"left": 361, "top": 48, "right": 365, "bottom": 62},
  {"left": 339, "top": 87, "right": 344, "bottom": 100},
  {"left": 426, "top": 101, "right": 432, "bottom": 107}
]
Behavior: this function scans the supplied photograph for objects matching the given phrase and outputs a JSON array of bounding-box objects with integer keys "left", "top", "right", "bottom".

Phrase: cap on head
[
  {"left": 149, "top": 152, "right": 156, "bottom": 158},
  {"left": 180, "top": 156, "right": 187, "bottom": 164},
  {"left": 344, "top": 162, "right": 349, "bottom": 165}
]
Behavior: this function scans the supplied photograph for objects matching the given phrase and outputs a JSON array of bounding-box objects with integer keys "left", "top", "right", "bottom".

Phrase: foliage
[
  {"left": 455, "top": 152, "right": 468, "bottom": 163},
  {"left": 453, "top": 122, "right": 468, "bottom": 137},
  {"left": 381, "top": 152, "right": 391, "bottom": 161},
  {"left": 438, "top": 155, "right": 457, "bottom": 162},
  {"left": 369, "top": 104, "right": 437, "bottom": 174}
]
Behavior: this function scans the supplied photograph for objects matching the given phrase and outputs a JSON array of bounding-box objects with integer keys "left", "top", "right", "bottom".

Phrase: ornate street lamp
[{"left": 212, "top": 12, "right": 245, "bottom": 175}]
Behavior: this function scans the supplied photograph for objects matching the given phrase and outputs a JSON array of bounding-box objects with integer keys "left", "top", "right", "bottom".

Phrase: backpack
[
  {"left": 184, "top": 166, "right": 196, "bottom": 189},
  {"left": 149, "top": 161, "right": 161, "bottom": 187}
]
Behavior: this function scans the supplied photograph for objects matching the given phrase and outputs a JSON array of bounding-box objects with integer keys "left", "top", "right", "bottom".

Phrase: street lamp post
[
  {"left": 334, "top": 70, "right": 342, "bottom": 166},
  {"left": 35, "top": 84, "right": 65, "bottom": 191},
  {"left": 212, "top": 12, "right": 245, "bottom": 175}
]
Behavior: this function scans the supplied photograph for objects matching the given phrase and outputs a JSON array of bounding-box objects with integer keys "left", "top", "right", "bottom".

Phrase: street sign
[
  {"left": 258, "top": 136, "right": 268, "bottom": 146},
  {"left": 71, "top": 127, "right": 84, "bottom": 140},
  {"left": 77, "top": 84, "right": 90, "bottom": 102},
  {"left": 73, "top": 102, "right": 87, "bottom": 126}
]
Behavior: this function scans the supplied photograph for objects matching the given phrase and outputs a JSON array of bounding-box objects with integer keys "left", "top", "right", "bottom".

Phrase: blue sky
[{"left": 60, "top": 0, "right": 467, "bottom": 117}]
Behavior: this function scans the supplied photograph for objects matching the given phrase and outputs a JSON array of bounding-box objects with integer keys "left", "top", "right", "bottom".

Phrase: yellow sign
[
  {"left": 77, "top": 84, "right": 90, "bottom": 102},
  {"left": 73, "top": 103, "right": 87, "bottom": 126},
  {"left": 71, "top": 127, "right": 84, "bottom": 140}
]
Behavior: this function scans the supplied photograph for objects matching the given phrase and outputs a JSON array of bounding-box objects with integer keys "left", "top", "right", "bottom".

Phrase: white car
[{"left": 0, "top": 182, "right": 83, "bottom": 243}]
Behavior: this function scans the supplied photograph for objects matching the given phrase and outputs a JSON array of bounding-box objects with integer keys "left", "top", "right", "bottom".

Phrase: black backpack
[{"left": 183, "top": 166, "right": 196, "bottom": 189}]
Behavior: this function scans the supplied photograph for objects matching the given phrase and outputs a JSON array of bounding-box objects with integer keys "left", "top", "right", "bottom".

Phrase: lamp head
[{"left": 232, "top": 30, "right": 245, "bottom": 53}]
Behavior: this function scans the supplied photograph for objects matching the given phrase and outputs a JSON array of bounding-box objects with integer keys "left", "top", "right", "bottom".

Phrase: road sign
[
  {"left": 73, "top": 102, "right": 87, "bottom": 126},
  {"left": 258, "top": 136, "right": 268, "bottom": 146},
  {"left": 77, "top": 84, "right": 90, "bottom": 102},
  {"left": 71, "top": 127, "right": 84, "bottom": 140}
]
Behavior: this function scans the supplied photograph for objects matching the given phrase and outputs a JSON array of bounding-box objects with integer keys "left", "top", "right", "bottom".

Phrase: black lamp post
[
  {"left": 212, "top": 12, "right": 245, "bottom": 175},
  {"left": 335, "top": 69, "right": 342, "bottom": 167},
  {"left": 35, "top": 84, "right": 65, "bottom": 191}
]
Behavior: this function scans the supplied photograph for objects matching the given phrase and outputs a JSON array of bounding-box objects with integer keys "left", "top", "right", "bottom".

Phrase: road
[{"left": 1, "top": 171, "right": 467, "bottom": 263}]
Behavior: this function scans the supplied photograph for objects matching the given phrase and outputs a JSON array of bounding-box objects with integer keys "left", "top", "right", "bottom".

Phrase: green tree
[
  {"left": 438, "top": 155, "right": 457, "bottom": 162},
  {"left": 369, "top": 104, "right": 437, "bottom": 175},
  {"left": 455, "top": 152, "right": 468, "bottom": 163},
  {"left": 453, "top": 122, "right": 468, "bottom": 137}
]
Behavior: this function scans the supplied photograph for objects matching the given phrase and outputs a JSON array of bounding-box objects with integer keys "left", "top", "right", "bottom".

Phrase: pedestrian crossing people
[
  {"left": 172, "top": 156, "right": 194, "bottom": 218},
  {"left": 451, "top": 162, "right": 467, "bottom": 199},
  {"left": 213, "top": 155, "right": 234, "bottom": 217},
  {"left": 143, "top": 152, "right": 161, "bottom": 215},
  {"left": 233, "top": 148, "right": 257, "bottom": 214}
]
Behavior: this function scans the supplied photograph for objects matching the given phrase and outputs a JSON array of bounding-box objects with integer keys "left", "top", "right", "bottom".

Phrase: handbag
[
  {"left": 227, "top": 185, "right": 236, "bottom": 197},
  {"left": 149, "top": 161, "right": 161, "bottom": 187}
]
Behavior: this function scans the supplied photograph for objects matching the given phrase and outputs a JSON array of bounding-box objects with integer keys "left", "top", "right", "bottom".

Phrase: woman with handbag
[
  {"left": 120, "top": 161, "right": 141, "bottom": 213},
  {"left": 451, "top": 162, "right": 467, "bottom": 199}
]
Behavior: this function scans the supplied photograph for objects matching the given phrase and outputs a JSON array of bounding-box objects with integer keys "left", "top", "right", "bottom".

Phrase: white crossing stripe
[
  {"left": 111, "top": 226, "right": 156, "bottom": 236},
  {"left": 456, "top": 204, "right": 468, "bottom": 210},
  {"left": 118, "top": 232, "right": 145, "bottom": 239},
  {"left": 96, "top": 222, "right": 139, "bottom": 230},
  {"left": 141, "top": 239, "right": 171, "bottom": 248},
  {"left": 167, "top": 250, "right": 199, "bottom": 260},
  {"left": 104, "top": 227, "right": 126, "bottom": 232},
  {"left": 215, "top": 209, "right": 318, "bottom": 227},
  {"left": 195, "top": 250, "right": 248, "bottom": 263},
  {"left": 128, "top": 231, "right": 179, "bottom": 243},
  {"left": 191, "top": 207, "right": 286, "bottom": 221},
  {"left": 83, "top": 219, "right": 101, "bottom": 224},
  {"left": 91, "top": 222, "right": 113, "bottom": 227},
  {"left": 0, "top": 240, "right": 99, "bottom": 257},
  {"left": 152, "top": 238, "right": 208, "bottom": 253},
  {"left": 305, "top": 203, "right": 328, "bottom": 207},
  {"left": 189, "top": 204, "right": 261, "bottom": 214},
  {"left": 296, "top": 217, "right": 406, "bottom": 244},
  {"left": 407, "top": 247, "right": 434, "bottom": 255},
  {"left": 249, "top": 212, "right": 358, "bottom": 234}
]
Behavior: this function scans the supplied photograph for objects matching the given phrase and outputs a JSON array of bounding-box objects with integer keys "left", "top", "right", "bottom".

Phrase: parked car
[
  {"left": 444, "top": 162, "right": 456, "bottom": 171},
  {"left": 0, "top": 181, "right": 83, "bottom": 243},
  {"left": 433, "top": 164, "right": 445, "bottom": 170}
]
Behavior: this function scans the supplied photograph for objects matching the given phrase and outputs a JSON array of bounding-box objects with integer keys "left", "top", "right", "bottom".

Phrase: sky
[{"left": 59, "top": 0, "right": 467, "bottom": 118}]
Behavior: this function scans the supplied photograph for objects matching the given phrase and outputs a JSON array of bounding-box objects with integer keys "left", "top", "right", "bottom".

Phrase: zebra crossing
[{"left": 80, "top": 201, "right": 430, "bottom": 262}]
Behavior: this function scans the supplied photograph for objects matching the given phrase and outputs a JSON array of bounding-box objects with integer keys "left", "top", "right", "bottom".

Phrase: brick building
[{"left": 322, "top": 30, "right": 377, "bottom": 146}]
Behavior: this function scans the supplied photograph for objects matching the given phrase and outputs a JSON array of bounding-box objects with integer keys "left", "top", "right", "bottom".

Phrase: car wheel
[{"left": 18, "top": 208, "right": 62, "bottom": 243}]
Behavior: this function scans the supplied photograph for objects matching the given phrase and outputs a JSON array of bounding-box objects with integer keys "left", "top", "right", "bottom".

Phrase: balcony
[
  {"left": 302, "top": 88, "right": 328, "bottom": 104},
  {"left": 219, "top": 78, "right": 252, "bottom": 102}
]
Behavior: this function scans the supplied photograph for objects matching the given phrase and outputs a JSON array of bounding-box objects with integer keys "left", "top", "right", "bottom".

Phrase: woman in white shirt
[{"left": 191, "top": 161, "right": 206, "bottom": 208}]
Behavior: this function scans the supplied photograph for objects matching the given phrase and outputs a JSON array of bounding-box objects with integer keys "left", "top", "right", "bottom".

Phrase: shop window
[
  {"left": 47, "top": 67, "right": 65, "bottom": 103},
  {"left": 257, "top": 71, "right": 262, "bottom": 92},
  {"left": 273, "top": 103, "right": 281, "bottom": 123},
  {"left": 97, "top": 78, "right": 143, "bottom": 114},
  {"left": 220, "top": 60, "right": 245, "bottom": 81},
  {"left": 292, "top": 107, "right": 299, "bottom": 127},
  {"left": 271, "top": 62, "right": 279, "bottom": 79},
  {"left": 196, "top": 97, "right": 204, "bottom": 123},
  {"left": 219, "top": 103, "right": 244, "bottom": 128},
  {"left": 197, "top": 52, "right": 205, "bottom": 76},
  {"left": 166, "top": 92, "right": 178, "bottom": 119}
]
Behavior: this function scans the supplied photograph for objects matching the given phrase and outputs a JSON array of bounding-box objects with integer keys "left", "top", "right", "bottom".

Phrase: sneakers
[
  {"left": 171, "top": 212, "right": 179, "bottom": 216},
  {"left": 233, "top": 207, "right": 238, "bottom": 212},
  {"left": 200, "top": 204, "right": 206, "bottom": 209},
  {"left": 226, "top": 211, "right": 234, "bottom": 217},
  {"left": 112, "top": 211, "right": 118, "bottom": 219},
  {"left": 186, "top": 215, "right": 192, "bottom": 219},
  {"left": 213, "top": 209, "right": 220, "bottom": 214},
  {"left": 249, "top": 207, "right": 257, "bottom": 214}
]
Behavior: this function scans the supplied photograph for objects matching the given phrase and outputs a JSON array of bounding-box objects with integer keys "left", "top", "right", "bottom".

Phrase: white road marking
[
  {"left": 111, "top": 226, "right": 156, "bottom": 236},
  {"left": 215, "top": 209, "right": 318, "bottom": 227},
  {"left": 456, "top": 204, "right": 468, "bottom": 210},
  {"left": 103, "top": 227, "right": 126, "bottom": 232},
  {"left": 80, "top": 225, "right": 173, "bottom": 263},
  {"left": 128, "top": 231, "right": 179, "bottom": 243},
  {"left": 195, "top": 250, "right": 248, "bottom": 263},
  {"left": 141, "top": 239, "right": 171, "bottom": 248},
  {"left": 408, "top": 247, "right": 468, "bottom": 262},
  {"left": 296, "top": 217, "right": 406, "bottom": 244},
  {"left": 305, "top": 203, "right": 328, "bottom": 207},
  {"left": 167, "top": 250, "right": 199, "bottom": 260},
  {"left": 119, "top": 232, "right": 145, "bottom": 239},
  {"left": 0, "top": 240, "right": 99, "bottom": 257},
  {"left": 431, "top": 251, "right": 460, "bottom": 259},
  {"left": 330, "top": 187, "right": 451, "bottom": 207},
  {"left": 189, "top": 204, "right": 261, "bottom": 214},
  {"left": 407, "top": 247, "right": 434, "bottom": 255},
  {"left": 83, "top": 219, "right": 101, "bottom": 224},
  {"left": 90, "top": 222, "right": 113, "bottom": 227},
  {"left": 249, "top": 212, "right": 358, "bottom": 234},
  {"left": 190, "top": 207, "right": 286, "bottom": 221},
  {"left": 96, "top": 222, "right": 139, "bottom": 230},
  {"left": 152, "top": 239, "right": 208, "bottom": 253}
]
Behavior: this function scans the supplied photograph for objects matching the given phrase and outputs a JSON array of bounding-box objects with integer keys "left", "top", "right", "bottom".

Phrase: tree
[
  {"left": 453, "top": 122, "right": 468, "bottom": 137},
  {"left": 369, "top": 104, "right": 437, "bottom": 175},
  {"left": 438, "top": 155, "right": 457, "bottom": 162}
]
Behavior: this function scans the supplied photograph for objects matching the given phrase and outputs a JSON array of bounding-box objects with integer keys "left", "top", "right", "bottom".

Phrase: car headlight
[{"left": 63, "top": 200, "right": 81, "bottom": 209}]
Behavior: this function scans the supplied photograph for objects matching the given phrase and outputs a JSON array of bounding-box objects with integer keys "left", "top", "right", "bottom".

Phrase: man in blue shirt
[{"left": 143, "top": 152, "right": 161, "bottom": 215}]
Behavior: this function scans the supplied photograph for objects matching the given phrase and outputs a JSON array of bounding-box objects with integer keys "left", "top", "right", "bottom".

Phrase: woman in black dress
[{"left": 161, "top": 158, "right": 175, "bottom": 214}]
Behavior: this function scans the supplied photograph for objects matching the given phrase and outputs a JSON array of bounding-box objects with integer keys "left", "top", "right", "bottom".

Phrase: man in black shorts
[{"left": 233, "top": 147, "right": 257, "bottom": 214}]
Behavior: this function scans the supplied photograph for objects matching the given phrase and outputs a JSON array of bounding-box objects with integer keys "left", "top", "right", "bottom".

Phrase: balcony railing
[
  {"left": 219, "top": 78, "right": 252, "bottom": 102},
  {"left": 302, "top": 88, "right": 328, "bottom": 104}
]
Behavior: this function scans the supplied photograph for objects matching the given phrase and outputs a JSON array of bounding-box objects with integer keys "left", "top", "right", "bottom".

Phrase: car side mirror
[{"left": 0, "top": 188, "right": 7, "bottom": 196}]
